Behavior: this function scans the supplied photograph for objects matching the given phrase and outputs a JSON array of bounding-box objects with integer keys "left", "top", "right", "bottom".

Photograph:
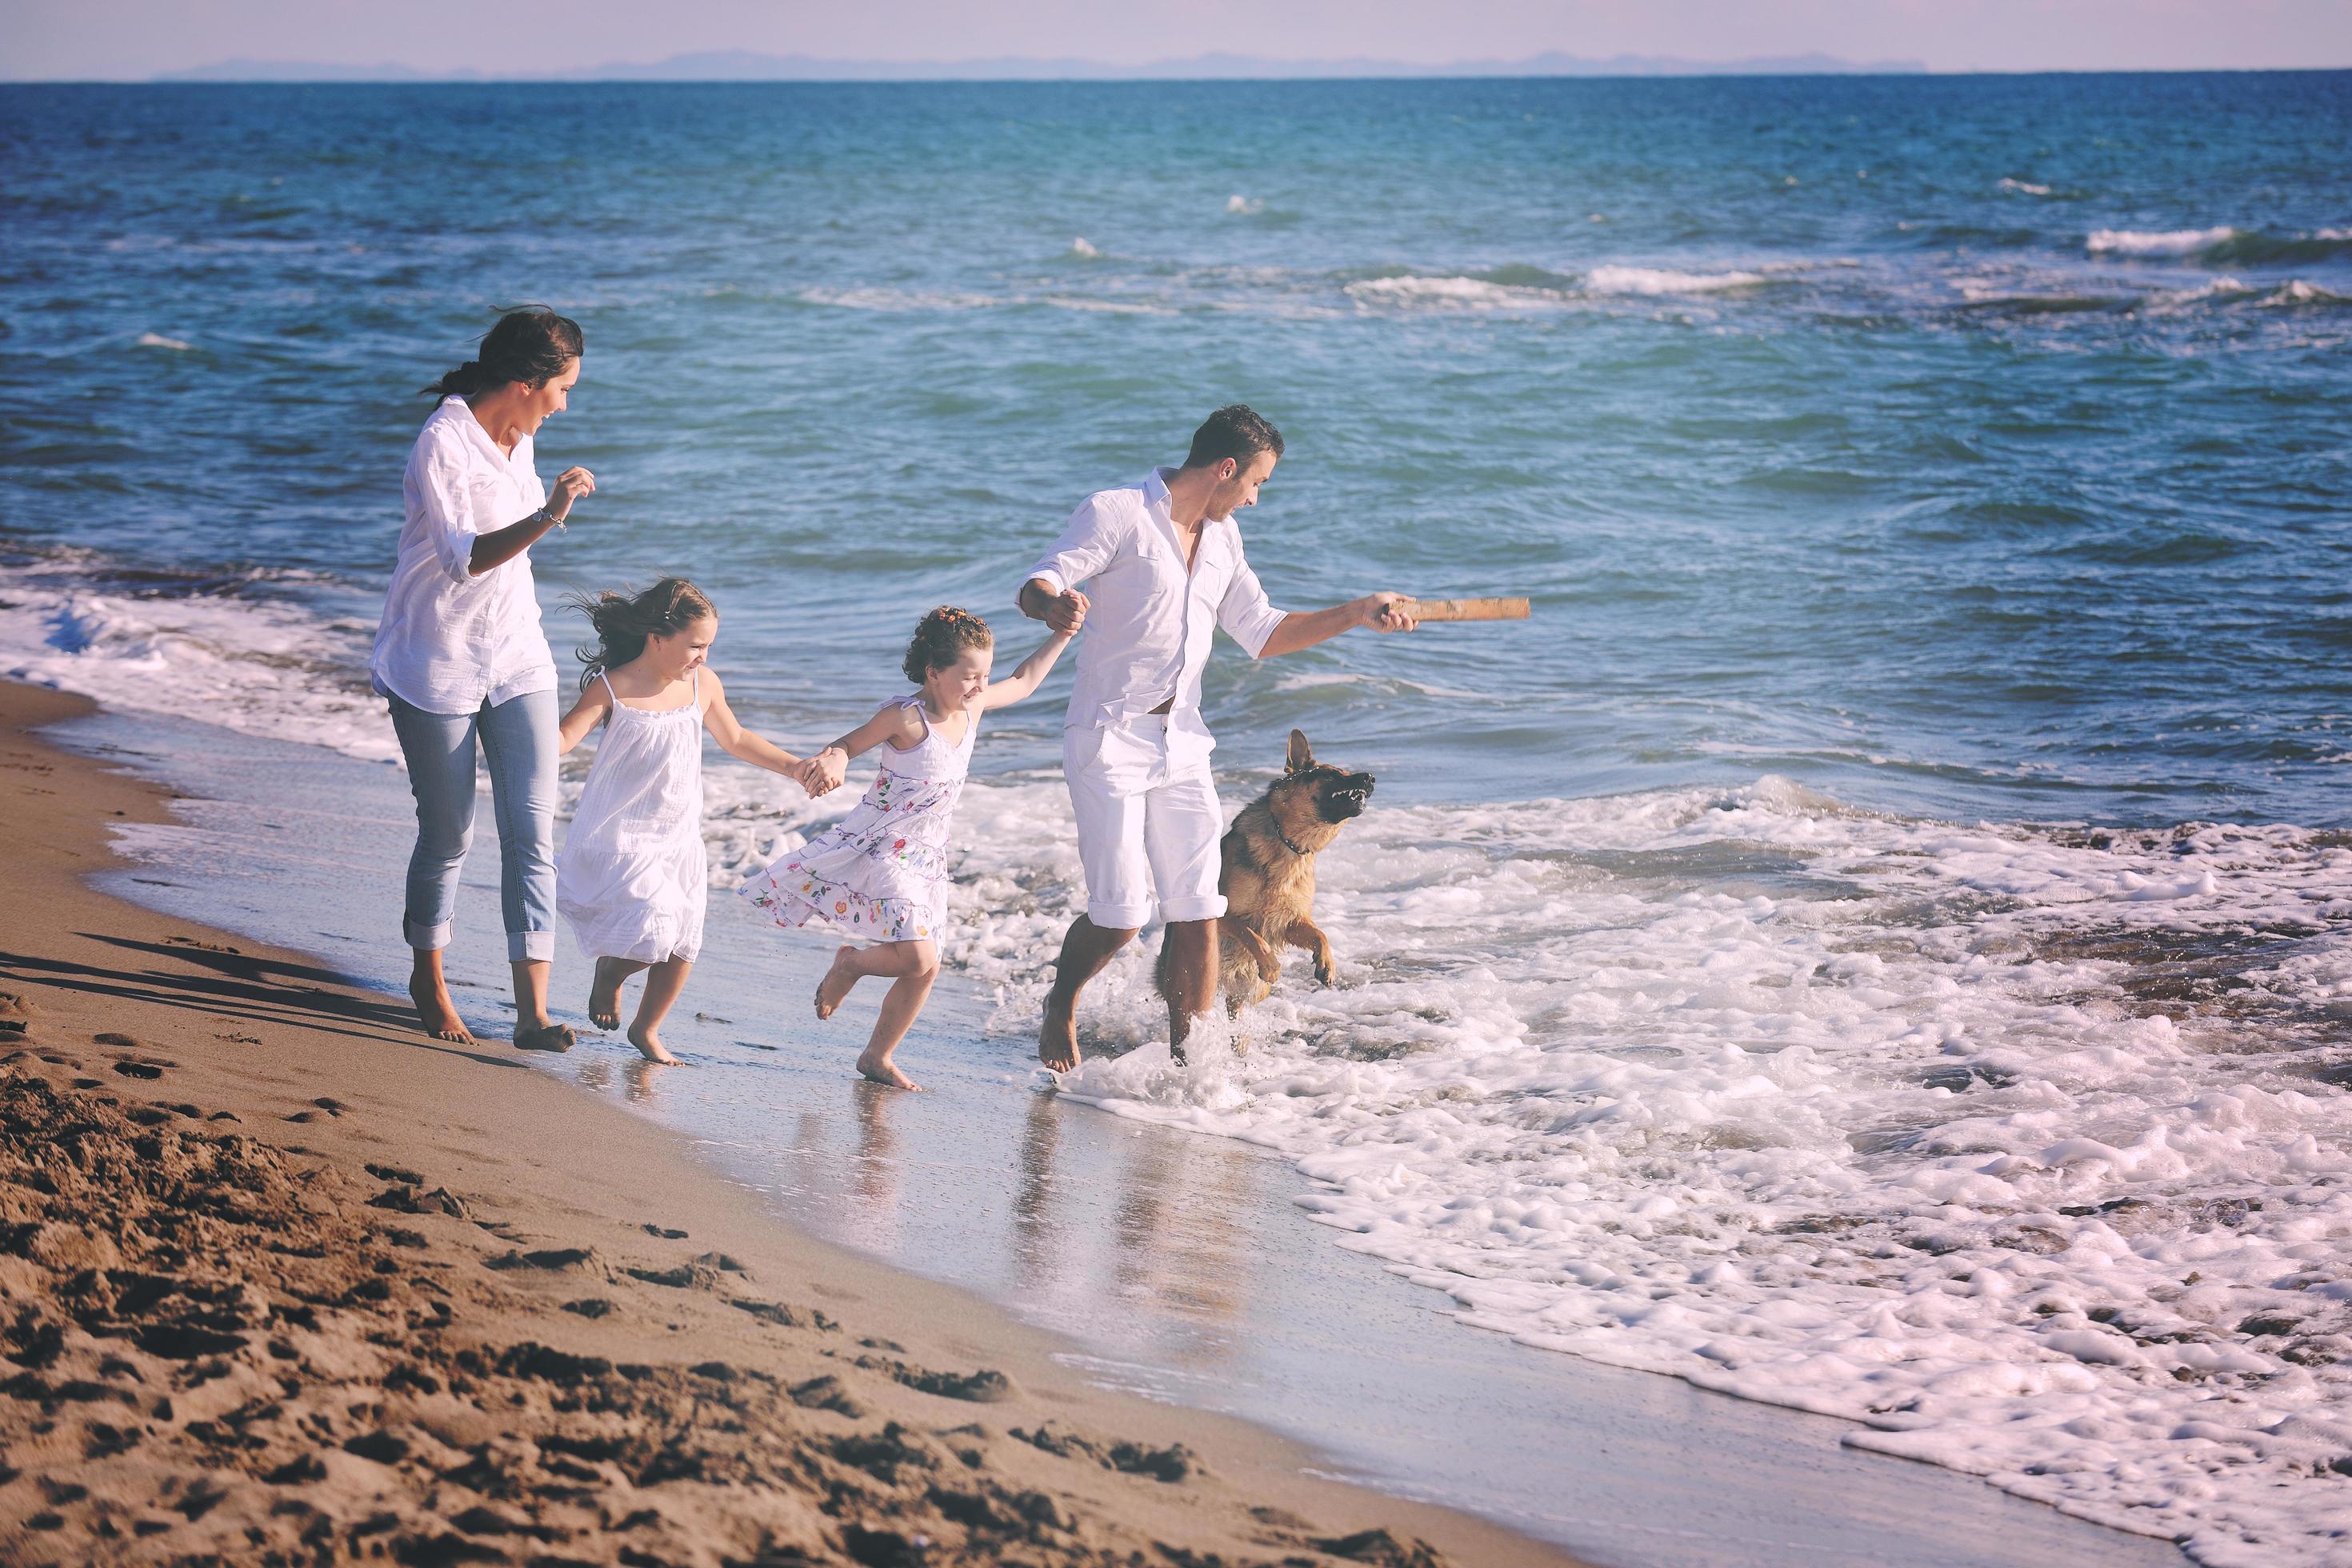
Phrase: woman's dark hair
[
  {"left": 1182, "top": 403, "right": 1285, "bottom": 471},
  {"left": 902, "top": 606, "right": 993, "bottom": 685},
  {"left": 422, "top": 306, "right": 584, "bottom": 399},
  {"left": 568, "top": 578, "right": 717, "bottom": 687}
]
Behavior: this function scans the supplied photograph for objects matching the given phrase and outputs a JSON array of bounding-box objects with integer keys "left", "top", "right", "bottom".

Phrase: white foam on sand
[
  {"left": 1584, "top": 265, "right": 1770, "bottom": 296},
  {"left": 950, "top": 777, "right": 2352, "bottom": 1564}
]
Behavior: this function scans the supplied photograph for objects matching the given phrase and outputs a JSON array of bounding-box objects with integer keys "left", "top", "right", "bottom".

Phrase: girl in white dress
[
  {"left": 556, "top": 578, "right": 822, "bottom": 1063},
  {"left": 740, "top": 606, "right": 1073, "bottom": 1090}
]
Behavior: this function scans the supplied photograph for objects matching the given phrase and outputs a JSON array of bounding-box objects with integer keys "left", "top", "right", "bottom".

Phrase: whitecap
[
  {"left": 134, "top": 332, "right": 194, "bottom": 350},
  {"left": 2085, "top": 226, "right": 2238, "bottom": 258},
  {"left": 1070, "top": 236, "right": 1101, "bottom": 258},
  {"left": 1584, "top": 265, "right": 1769, "bottom": 296},
  {"left": 1342, "top": 274, "right": 1566, "bottom": 311},
  {"left": 798, "top": 286, "right": 997, "bottom": 312},
  {"left": 1998, "top": 178, "right": 2054, "bottom": 196},
  {"left": 1225, "top": 194, "right": 1262, "bottom": 215}
]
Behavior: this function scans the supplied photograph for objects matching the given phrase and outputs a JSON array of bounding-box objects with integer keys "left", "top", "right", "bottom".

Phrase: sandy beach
[{"left": 0, "top": 678, "right": 1574, "bottom": 1567}]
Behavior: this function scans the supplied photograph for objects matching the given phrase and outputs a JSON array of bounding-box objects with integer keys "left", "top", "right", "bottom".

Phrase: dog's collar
[{"left": 1274, "top": 821, "right": 1312, "bottom": 858}]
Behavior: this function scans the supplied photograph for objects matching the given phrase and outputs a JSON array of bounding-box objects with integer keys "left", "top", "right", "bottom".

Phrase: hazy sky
[{"left": 5, "top": 0, "right": 2344, "bottom": 78}]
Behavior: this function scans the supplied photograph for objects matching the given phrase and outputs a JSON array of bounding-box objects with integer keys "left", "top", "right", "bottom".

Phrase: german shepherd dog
[{"left": 1158, "top": 730, "right": 1374, "bottom": 1040}]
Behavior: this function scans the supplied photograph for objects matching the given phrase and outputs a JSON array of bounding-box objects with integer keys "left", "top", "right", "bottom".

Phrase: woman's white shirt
[{"left": 370, "top": 396, "right": 556, "bottom": 714}]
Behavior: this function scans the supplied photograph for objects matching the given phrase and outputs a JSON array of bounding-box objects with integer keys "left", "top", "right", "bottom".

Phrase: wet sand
[{"left": 0, "top": 679, "right": 1570, "bottom": 1566}]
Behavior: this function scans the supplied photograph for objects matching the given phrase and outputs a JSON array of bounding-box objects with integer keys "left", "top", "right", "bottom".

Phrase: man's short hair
[{"left": 1182, "top": 404, "right": 1285, "bottom": 471}]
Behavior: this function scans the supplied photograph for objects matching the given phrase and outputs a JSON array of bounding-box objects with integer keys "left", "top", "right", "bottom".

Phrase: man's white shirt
[{"left": 1025, "top": 467, "right": 1288, "bottom": 746}]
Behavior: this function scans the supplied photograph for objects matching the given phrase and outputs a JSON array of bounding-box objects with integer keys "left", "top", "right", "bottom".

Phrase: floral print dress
[{"left": 738, "top": 694, "right": 976, "bottom": 943}]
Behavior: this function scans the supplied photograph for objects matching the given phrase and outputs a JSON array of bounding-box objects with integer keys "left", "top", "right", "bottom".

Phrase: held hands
[
  {"left": 546, "top": 466, "right": 596, "bottom": 521},
  {"left": 794, "top": 746, "right": 848, "bottom": 797},
  {"left": 1360, "top": 592, "right": 1419, "bottom": 634},
  {"left": 1045, "top": 588, "right": 1089, "bottom": 636}
]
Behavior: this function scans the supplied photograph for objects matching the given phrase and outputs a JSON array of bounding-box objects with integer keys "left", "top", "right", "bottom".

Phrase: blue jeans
[{"left": 387, "top": 688, "right": 558, "bottom": 963}]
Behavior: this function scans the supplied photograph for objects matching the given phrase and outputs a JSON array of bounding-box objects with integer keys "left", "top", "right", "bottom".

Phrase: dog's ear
[{"left": 1286, "top": 729, "right": 1314, "bottom": 773}]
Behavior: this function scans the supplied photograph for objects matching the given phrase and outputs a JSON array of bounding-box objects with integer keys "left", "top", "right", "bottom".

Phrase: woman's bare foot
[
  {"left": 408, "top": 963, "right": 473, "bottom": 1043},
  {"left": 627, "top": 1022, "right": 679, "bottom": 1064},
  {"left": 1038, "top": 990, "right": 1078, "bottom": 1073},
  {"left": 815, "top": 945, "right": 860, "bottom": 1020},
  {"left": 514, "top": 1020, "right": 574, "bottom": 1053},
  {"left": 588, "top": 958, "right": 626, "bottom": 1031},
  {"left": 857, "top": 1046, "right": 919, "bottom": 1091}
]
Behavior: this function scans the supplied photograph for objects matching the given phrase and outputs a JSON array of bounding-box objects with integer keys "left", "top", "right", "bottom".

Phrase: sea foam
[
  {"left": 1584, "top": 265, "right": 1770, "bottom": 296},
  {"left": 2087, "top": 227, "right": 2241, "bottom": 258}
]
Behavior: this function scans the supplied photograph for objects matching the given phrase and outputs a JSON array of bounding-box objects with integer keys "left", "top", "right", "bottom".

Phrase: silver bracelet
[{"left": 535, "top": 505, "right": 564, "bottom": 534}]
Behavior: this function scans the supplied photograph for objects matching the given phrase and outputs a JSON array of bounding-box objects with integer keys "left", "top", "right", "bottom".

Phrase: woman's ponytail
[{"left": 422, "top": 306, "right": 584, "bottom": 399}]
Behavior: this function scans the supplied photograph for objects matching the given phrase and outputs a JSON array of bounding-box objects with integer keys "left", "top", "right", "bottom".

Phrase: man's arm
[
  {"left": 1018, "top": 494, "right": 1122, "bottom": 633},
  {"left": 1255, "top": 594, "right": 1418, "bottom": 658},
  {"left": 1214, "top": 552, "right": 1417, "bottom": 660},
  {"left": 1019, "top": 577, "right": 1089, "bottom": 634}
]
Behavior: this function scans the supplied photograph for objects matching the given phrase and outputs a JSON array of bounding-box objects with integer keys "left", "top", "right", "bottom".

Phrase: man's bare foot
[
  {"left": 856, "top": 1046, "right": 919, "bottom": 1090},
  {"left": 588, "top": 958, "right": 626, "bottom": 1030},
  {"left": 514, "top": 1020, "right": 574, "bottom": 1053},
  {"left": 408, "top": 970, "right": 473, "bottom": 1043},
  {"left": 627, "top": 1022, "right": 679, "bottom": 1065},
  {"left": 1038, "top": 991, "right": 1079, "bottom": 1073},
  {"left": 815, "top": 945, "right": 859, "bottom": 1020}
]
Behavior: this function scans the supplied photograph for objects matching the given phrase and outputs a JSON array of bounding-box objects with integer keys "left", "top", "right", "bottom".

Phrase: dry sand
[{"left": 0, "top": 680, "right": 1580, "bottom": 1568}]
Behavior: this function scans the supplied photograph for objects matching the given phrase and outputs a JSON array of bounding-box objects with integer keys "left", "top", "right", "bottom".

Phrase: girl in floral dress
[{"left": 740, "top": 606, "right": 1074, "bottom": 1090}]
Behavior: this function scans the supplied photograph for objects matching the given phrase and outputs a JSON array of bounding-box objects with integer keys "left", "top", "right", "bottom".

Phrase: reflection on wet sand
[
  {"left": 1013, "top": 1089, "right": 1060, "bottom": 1294},
  {"left": 1010, "top": 1089, "right": 1250, "bottom": 1351},
  {"left": 849, "top": 1080, "right": 902, "bottom": 1248}
]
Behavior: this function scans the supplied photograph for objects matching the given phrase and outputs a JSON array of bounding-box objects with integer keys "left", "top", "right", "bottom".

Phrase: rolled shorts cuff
[
  {"left": 405, "top": 916, "right": 453, "bottom": 952},
  {"left": 1158, "top": 895, "right": 1227, "bottom": 923},
  {"left": 509, "top": 930, "right": 555, "bottom": 963},
  {"left": 1085, "top": 898, "right": 1155, "bottom": 932}
]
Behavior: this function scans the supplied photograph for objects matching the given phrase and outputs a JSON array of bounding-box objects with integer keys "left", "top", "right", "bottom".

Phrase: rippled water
[{"left": 5, "top": 75, "right": 2352, "bottom": 1562}]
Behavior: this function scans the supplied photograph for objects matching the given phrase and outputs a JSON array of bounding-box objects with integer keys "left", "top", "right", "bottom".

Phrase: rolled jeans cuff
[
  {"left": 406, "top": 916, "right": 453, "bottom": 952},
  {"left": 509, "top": 930, "right": 554, "bottom": 963}
]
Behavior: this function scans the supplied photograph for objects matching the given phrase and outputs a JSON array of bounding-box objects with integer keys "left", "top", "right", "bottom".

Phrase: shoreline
[{"left": 0, "top": 678, "right": 1576, "bottom": 1566}]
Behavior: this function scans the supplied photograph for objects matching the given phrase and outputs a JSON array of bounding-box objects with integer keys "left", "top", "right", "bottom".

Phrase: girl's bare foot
[
  {"left": 408, "top": 966, "right": 473, "bottom": 1043},
  {"left": 815, "top": 945, "right": 859, "bottom": 1020},
  {"left": 514, "top": 1020, "right": 574, "bottom": 1053},
  {"left": 588, "top": 958, "right": 625, "bottom": 1031},
  {"left": 627, "top": 1022, "right": 679, "bottom": 1064},
  {"left": 856, "top": 1046, "right": 919, "bottom": 1091}
]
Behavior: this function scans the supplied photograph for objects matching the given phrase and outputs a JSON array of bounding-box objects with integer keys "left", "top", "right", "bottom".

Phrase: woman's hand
[{"left": 546, "top": 466, "right": 596, "bottom": 520}]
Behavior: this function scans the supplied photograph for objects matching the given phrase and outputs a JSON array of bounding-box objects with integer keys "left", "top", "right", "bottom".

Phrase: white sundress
[
  {"left": 556, "top": 670, "right": 708, "bottom": 965},
  {"left": 738, "top": 694, "right": 976, "bottom": 944}
]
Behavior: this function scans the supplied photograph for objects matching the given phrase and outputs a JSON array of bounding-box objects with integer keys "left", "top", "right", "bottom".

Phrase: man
[{"left": 1018, "top": 404, "right": 1418, "bottom": 1070}]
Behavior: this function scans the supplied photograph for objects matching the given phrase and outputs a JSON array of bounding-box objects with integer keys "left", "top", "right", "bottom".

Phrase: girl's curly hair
[
  {"left": 902, "top": 606, "right": 993, "bottom": 684},
  {"left": 567, "top": 577, "right": 716, "bottom": 687}
]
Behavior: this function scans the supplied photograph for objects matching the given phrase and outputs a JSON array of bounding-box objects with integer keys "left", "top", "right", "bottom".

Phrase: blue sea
[{"left": 4, "top": 75, "right": 2352, "bottom": 1563}]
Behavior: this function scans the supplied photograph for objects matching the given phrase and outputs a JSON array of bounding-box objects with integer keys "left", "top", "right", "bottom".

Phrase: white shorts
[{"left": 1064, "top": 716, "right": 1226, "bottom": 930}]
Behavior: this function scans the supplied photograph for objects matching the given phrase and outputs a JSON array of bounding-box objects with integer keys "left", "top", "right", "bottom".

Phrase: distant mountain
[{"left": 154, "top": 49, "right": 1929, "bottom": 84}]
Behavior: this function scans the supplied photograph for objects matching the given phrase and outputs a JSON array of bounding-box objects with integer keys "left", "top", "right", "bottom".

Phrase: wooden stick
[{"left": 1403, "top": 597, "right": 1530, "bottom": 622}]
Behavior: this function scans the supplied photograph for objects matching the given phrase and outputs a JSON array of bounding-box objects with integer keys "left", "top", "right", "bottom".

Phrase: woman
[{"left": 371, "top": 306, "right": 594, "bottom": 1052}]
